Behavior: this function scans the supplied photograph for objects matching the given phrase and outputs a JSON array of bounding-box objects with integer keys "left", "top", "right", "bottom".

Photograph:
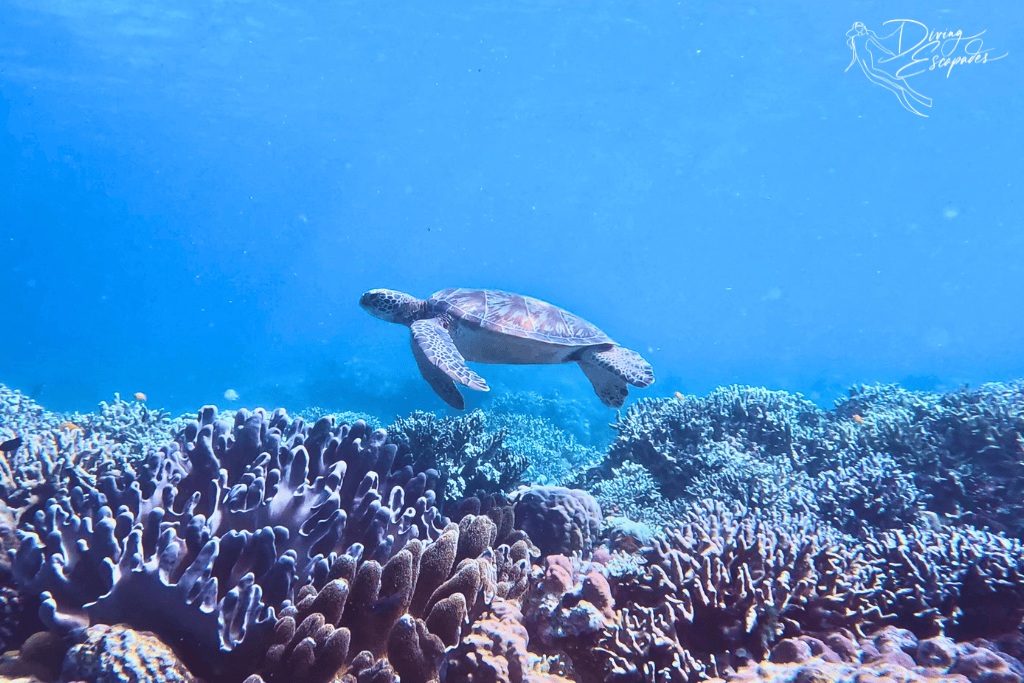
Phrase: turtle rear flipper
[
  {"left": 578, "top": 359, "right": 629, "bottom": 408},
  {"left": 411, "top": 318, "right": 490, "bottom": 393},
  {"left": 583, "top": 346, "right": 655, "bottom": 388}
]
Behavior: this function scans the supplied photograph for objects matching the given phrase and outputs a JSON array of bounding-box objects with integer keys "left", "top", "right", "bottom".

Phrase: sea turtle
[{"left": 360, "top": 287, "right": 654, "bottom": 409}]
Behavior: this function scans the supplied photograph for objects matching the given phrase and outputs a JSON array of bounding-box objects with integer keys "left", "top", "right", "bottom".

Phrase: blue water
[{"left": 1, "top": 1, "right": 1021, "bottom": 421}]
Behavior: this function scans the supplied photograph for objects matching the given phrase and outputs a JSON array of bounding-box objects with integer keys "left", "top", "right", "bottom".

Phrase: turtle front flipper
[
  {"left": 410, "top": 318, "right": 490, "bottom": 397},
  {"left": 410, "top": 333, "right": 465, "bottom": 410}
]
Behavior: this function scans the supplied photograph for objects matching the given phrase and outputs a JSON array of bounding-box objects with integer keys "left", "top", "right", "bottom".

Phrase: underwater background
[
  {"left": 3, "top": 2, "right": 1024, "bottom": 683},
  {"left": 2, "top": 0, "right": 1021, "bottom": 424}
]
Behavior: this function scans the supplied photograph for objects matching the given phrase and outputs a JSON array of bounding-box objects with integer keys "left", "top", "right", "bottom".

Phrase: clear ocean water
[{"left": 1, "top": 0, "right": 1021, "bottom": 424}]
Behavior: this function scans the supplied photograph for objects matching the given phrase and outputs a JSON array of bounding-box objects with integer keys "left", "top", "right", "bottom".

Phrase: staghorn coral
[
  {"left": 0, "top": 385, "right": 181, "bottom": 516},
  {"left": 603, "top": 387, "right": 828, "bottom": 489},
  {"left": 77, "top": 392, "right": 179, "bottom": 460},
  {"left": 11, "top": 407, "right": 446, "bottom": 681},
  {"left": 509, "top": 486, "right": 602, "bottom": 558},
  {"left": 297, "top": 408, "right": 381, "bottom": 432},
  {"left": 388, "top": 410, "right": 528, "bottom": 505},
  {"left": 587, "top": 382, "right": 1024, "bottom": 538},
  {"left": 488, "top": 390, "right": 607, "bottom": 449},
  {"left": 582, "top": 460, "right": 682, "bottom": 528},
  {"left": 856, "top": 523, "right": 1024, "bottom": 640},
  {"left": 4, "top": 383, "right": 1024, "bottom": 683},
  {"left": 566, "top": 501, "right": 863, "bottom": 682},
  {"left": 593, "top": 387, "right": 829, "bottom": 513},
  {"left": 483, "top": 409, "right": 603, "bottom": 488},
  {"left": 835, "top": 382, "right": 1024, "bottom": 538},
  {"left": 0, "top": 416, "right": 139, "bottom": 512},
  {"left": 809, "top": 453, "right": 924, "bottom": 536},
  {"left": 524, "top": 500, "right": 1024, "bottom": 683}
]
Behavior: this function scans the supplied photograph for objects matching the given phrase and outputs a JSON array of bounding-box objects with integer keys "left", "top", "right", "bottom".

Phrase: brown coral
[
  {"left": 61, "top": 624, "right": 196, "bottom": 683},
  {"left": 510, "top": 486, "right": 602, "bottom": 557},
  {"left": 708, "top": 626, "right": 1024, "bottom": 683},
  {"left": 247, "top": 514, "right": 536, "bottom": 683},
  {"left": 443, "top": 597, "right": 574, "bottom": 683}
]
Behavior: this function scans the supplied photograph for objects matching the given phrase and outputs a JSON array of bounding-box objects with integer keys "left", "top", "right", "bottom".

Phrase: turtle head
[{"left": 360, "top": 289, "right": 424, "bottom": 325}]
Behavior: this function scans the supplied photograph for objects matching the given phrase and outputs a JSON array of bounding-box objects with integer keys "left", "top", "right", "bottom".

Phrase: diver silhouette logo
[
  {"left": 846, "top": 22, "right": 932, "bottom": 116},
  {"left": 845, "top": 20, "right": 1007, "bottom": 117}
]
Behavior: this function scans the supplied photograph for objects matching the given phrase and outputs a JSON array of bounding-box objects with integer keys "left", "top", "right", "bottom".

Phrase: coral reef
[
  {"left": 388, "top": 410, "right": 528, "bottom": 504},
  {"left": 0, "top": 387, "right": 181, "bottom": 513},
  {"left": 493, "top": 413, "right": 602, "bottom": 489},
  {"left": 525, "top": 501, "right": 1024, "bottom": 683},
  {"left": 488, "top": 390, "right": 608, "bottom": 449},
  {"left": 582, "top": 460, "right": 681, "bottom": 527},
  {"left": 810, "top": 453, "right": 924, "bottom": 536},
  {"left": 11, "top": 406, "right": 446, "bottom": 679},
  {"left": 856, "top": 523, "right": 1024, "bottom": 640},
  {"left": 595, "top": 386, "right": 826, "bottom": 511},
  {"left": 443, "top": 596, "right": 575, "bottom": 683},
  {"left": 593, "top": 383, "right": 1024, "bottom": 538},
  {"left": 298, "top": 408, "right": 381, "bottom": 432},
  {"left": 3, "top": 381, "right": 1024, "bottom": 683},
  {"left": 835, "top": 382, "right": 1024, "bottom": 537}
]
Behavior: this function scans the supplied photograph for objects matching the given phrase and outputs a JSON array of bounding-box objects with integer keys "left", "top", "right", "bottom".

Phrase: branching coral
[
  {"left": 4, "top": 383, "right": 1024, "bottom": 683},
  {"left": 590, "top": 383, "right": 1024, "bottom": 538},
  {"left": 835, "top": 382, "right": 1024, "bottom": 537},
  {"left": 388, "top": 410, "right": 528, "bottom": 505},
  {"left": 598, "top": 386, "right": 829, "bottom": 509},
  {"left": 526, "top": 500, "right": 1024, "bottom": 683}
]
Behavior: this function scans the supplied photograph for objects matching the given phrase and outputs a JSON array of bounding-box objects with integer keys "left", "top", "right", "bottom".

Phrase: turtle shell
[{"left": 430, "top": 288, "right": 613, "bottom": 346}]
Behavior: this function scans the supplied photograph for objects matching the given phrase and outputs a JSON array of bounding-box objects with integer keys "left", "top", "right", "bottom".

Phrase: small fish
[
  {"left": 134, "top": 392, "right": 147, "bottom": 402},
  {"left": 224, "top": 389, "right": 240, "bottom": 401},
  {"left": 852, "top": 414, "right": 864, "bottom": 423},
  {"left": 0, "top": 437, "right": 22, "bottom": 453},
  {"left": 674, "top": 391, "right": 685, "bottom": 400}
]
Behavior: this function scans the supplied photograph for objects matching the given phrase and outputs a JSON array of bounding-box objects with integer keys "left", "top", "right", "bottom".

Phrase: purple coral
[{"left": 11, "top": 407, "right": 446, "bottom": 680}]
